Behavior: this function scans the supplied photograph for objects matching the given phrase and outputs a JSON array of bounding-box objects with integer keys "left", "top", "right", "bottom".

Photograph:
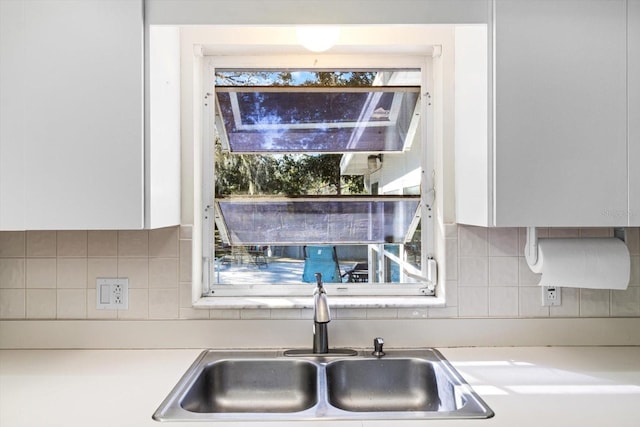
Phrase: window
[{"left": 199, "top": 56, "right": 436, "bottom": 304}]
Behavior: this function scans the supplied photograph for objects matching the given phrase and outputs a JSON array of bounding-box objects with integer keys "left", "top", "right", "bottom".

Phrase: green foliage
[
  {"left": 298, "top": 71, "right": 376, "bottom": 87},
  {"left": 216, "top": 71, "right": 294, "bottom": 86},
  {"left": 215, "top": 145, "right": 364, "bottom": 197}
]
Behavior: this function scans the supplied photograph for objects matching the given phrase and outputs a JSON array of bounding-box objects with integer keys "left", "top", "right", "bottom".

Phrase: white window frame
[{"left": 192, "top": 54, "right": 442, "bottom": 309}]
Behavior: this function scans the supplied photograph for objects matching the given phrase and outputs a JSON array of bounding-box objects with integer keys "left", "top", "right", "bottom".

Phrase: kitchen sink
[
  {"left": 326, "top": 358, "right": 450, "bottom": 412},
  {"left": 181, "top": 359, "right": 318, "bottom": 413},
  {"left": 153, "top": 349, "right": 494, "bottom": 422}
]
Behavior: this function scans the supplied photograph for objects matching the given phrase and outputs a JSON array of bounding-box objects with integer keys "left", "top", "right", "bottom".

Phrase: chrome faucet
[
  {"left": 282, "top": 274, "right": 357, "bottom": 357},
  {"left": 312, "top": 273, "right": 330, "bottom": 354}
]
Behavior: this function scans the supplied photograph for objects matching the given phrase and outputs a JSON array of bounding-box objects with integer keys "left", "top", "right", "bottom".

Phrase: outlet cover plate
[
  {"left": 542, "top": 286, "right": 561, "bottom": 306},
  {"left": 96, "top": 278, "right": 128, "bottom": 310}
]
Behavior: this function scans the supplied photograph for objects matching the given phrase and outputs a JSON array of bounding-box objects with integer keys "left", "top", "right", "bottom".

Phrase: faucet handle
[{"left": 372, "top": 337, "right": 385, "bottom": 358}]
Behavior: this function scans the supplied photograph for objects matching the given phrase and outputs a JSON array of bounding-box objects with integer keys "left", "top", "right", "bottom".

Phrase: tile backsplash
[
  {"left": 1, "top": 225, "right": 639, "bottom": 320},
  {"left": 448, "top": 226, "right": 640, "bottom": 319}
]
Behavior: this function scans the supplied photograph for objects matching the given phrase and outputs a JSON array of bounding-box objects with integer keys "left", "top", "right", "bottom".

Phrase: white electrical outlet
[
  {"left": 96, "top": 278, "right": 128, "bottom": 310},
  {"left": 542, "top": 286, "right": 561, "bottom": 306}
]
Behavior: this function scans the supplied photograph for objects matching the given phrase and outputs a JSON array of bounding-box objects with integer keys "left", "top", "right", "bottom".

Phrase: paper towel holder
[
  {"left": 525, "top": 226, "right": 628, "bottom": 269},
  {"left": 524, "top": 227, "right": 539, "bottom": 268}
]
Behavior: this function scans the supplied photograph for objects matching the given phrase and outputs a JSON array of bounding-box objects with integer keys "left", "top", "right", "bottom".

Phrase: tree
[
  {"left": 216, "top": 71, "right": 293, "bottom": 86},
  {"left": 301, "top": 154, "right": 364, "bottom": 195},
  {"left": 215, "top": 149, "right": 364, "bottom": 197},
  {"left": 299, "top": 71, "right": 375, "bottom": 87}
]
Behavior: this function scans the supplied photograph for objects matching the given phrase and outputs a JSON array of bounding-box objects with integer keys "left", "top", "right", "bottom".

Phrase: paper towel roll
[{"left": 527, "top": 238, "right": 630, "bottom": 290}]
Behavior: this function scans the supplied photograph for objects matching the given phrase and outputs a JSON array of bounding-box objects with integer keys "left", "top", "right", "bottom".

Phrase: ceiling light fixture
[{"left": 296, "top": 26, "right": 340, "bottom": 52}]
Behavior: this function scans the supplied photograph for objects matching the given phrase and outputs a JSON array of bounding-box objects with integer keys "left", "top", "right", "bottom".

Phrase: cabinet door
[
  {"left": 0, "top": 0, "right": 143, "bottom": 230},
  {"left": 494, "top": 0, "right": 628, "bottom": 226},
  {"left": 630, "top": 0, "right": 640, "bottom": 226}
]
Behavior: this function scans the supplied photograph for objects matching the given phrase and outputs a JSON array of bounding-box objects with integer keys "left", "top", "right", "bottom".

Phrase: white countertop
[{"left": 1, "top": 347, "right": 639, "bottom": 427}]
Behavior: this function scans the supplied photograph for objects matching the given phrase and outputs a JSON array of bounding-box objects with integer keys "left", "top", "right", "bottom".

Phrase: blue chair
[{"left": 302, "top": 246, "right": 341, "bottom": 283}]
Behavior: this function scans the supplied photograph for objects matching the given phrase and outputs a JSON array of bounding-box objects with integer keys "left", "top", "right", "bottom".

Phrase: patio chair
[
  {"left": 342, "top": 262, "right": 369, "bottom": 283},
  {"left": 302, "top": 245, "right": 342, "bottom": 283}
]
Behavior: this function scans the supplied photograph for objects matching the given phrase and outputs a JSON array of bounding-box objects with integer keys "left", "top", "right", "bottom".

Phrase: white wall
[{"left": 146, "top": 0, "right": 490, "bottom": 25}]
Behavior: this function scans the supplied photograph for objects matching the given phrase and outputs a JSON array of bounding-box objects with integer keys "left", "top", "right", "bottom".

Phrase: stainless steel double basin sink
[{"left": 153, "top": 348, "right": 494, "bottom": 422}]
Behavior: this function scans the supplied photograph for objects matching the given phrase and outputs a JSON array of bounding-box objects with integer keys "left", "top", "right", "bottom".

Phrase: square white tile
[
  {"left": 26, "top": 258, "right": 56, "bottom": 289},
  {"left": 56, "top": 231, "right": 87, "bottom": 257},
  {"left": 611, "top": 287, "right": 640, "bottom": 316},
  {"left": 0, "top": 232, "right": 25, "bottom": 257},
  {"left": 149, "top": 258, "right": 178, "bottom": 289},
  {"left": 0, "top": 289, "right": 25, "bottom": 318},
  {"left": 0, "top": 258, "right": 25, "bottom": 288},
  {"left": 458, "top": 287, "right": 488, "bottom": 317},
  {"left": 26, "top": 231, "right": 56, "bottom": 257},
  {"left": 458, "top": 226, "right": 488, "bottom": 257},
  {"left": 56, "top": 258, "right": 87, "bottom": 289},
  {"left": 458, "top": 257, "right": 488, "bottom": 286},
  {"left": 149, "top": 288, "right": 179, "bottom": 319},
  {"left": 149, "top": 227, "right": 179, "bottom": 258},
  {"left": 488, "top": 287, "right": 519, "bottom": 317},
  {"left": 488, "top": 227, "right": 519, "bottom": 256},
  {"left": 579, "top": 289, "right": 610, "bottom": 317},
  {"left": 26, "top": 289, "right": 57, "bottom": 319},
  {"left": 118, "top": 230, "right": 149, "bottom": 257},
  {"left": 489, "top": 257, "right": 518, "bottom": 286},
  {"left": 87, "top": 231, "right": 118, "bottom": 257},
  {"left": 56, "top": 289, "right": 86, "bottom": 319}
]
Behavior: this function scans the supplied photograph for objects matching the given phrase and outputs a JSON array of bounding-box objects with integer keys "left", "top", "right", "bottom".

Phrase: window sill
[{"left": 192, "top": 295, "right": 446, "bottom": 309}]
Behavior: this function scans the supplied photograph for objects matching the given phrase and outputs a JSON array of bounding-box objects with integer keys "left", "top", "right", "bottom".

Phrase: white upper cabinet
[
  {"left": 0, "top": 0, "right": 145, "bottom": 230},
  {"left": 494, "top": 0, "right": 628, "bottom": 226},
  {"left": 630, "top": 0, "right": 640, "bottom": 226},
  {"left": 456, "top": 0, "right": 630, "bottom": 227}
]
